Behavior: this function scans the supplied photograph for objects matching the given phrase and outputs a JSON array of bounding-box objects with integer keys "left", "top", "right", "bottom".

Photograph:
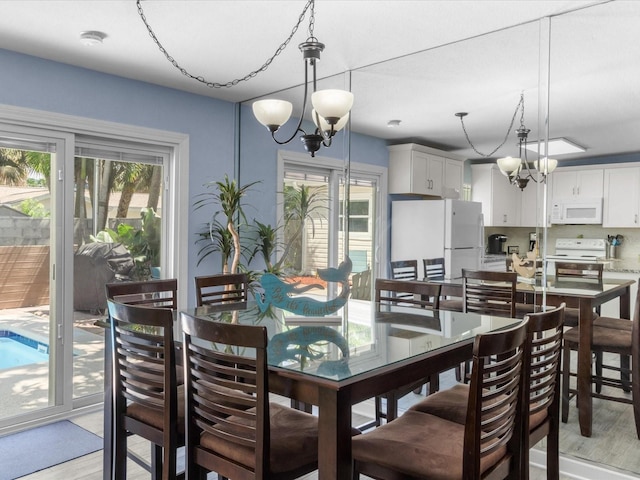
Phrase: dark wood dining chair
[
  {"left": 423, "top": 257, "right": 445, "bottom": 280},
  {"left": 352, "top": 319, "right": 528, "bottom": 479},
  {"left": 390, "top": 259, "right": 418, "bottom": 281},
  {"left": 459, "top": 269, "right": 517, "bottom": 381},
  {"left": 562, "top": 280, "right": 640, "bottom": 439},
  {"left": 107, "top": 299, "right": 184, "bottom": 480},
  {"left": 462, "top": 269, "right": 517, "bottom": 317},
  {"left": 555, "top": 261, "right": 604, "bottom": 281},
  {"left": 555, "top": 261, "right": 603, "bottom": 326},
  {"left": 180, "top": 311, "right": 320, "bottom": 479},
  {"left": 423, "top": 257, "right": 463, "bottom": 312},
  {"left": 104, "top": 279, "right": 181, "bottom": 478},
  {"left": 105, "top": 278, "right": 178, "bottom": 309},
  {"left": 408, "top": 304, "right": 565, "bottom": 480},
  {"left": 194, "top": 272, "right": 248, "bottom": 306},
  {"left": 375, "top": 277, "right": 441, "bottom": 310},
  {"left": 389, "top": 260, "right": 419, "bottom": 303},
  {"left": 362, "top": 278, "right": 443, "bottom": 429}
]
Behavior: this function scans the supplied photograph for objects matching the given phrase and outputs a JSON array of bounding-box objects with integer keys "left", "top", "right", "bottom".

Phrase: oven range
[{"left": 546, "top": 238, "right": 607, "bottom": 274}]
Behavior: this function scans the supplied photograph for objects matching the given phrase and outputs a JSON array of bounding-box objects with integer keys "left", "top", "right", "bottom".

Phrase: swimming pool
[{"left": 0, "top": 331, "right": 49, "bottom": 370}]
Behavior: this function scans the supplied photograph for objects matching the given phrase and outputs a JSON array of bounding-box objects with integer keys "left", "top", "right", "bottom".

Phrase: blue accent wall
[{"left": 0, "top": 48, "right": 389, "bottom": 298}]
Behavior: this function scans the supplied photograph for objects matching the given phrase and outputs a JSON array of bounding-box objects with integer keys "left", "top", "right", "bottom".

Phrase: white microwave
[{"left": 550, "top": 197, "right": 603, "bottom": 224}]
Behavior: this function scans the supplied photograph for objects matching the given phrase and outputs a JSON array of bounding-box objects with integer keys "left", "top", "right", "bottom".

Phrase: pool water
[{"left": 0, "top": 333, "right": 49, "bottom": 370}]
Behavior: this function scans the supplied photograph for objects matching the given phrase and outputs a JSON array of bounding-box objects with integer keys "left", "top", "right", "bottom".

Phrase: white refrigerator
[{"left": 391, "top": 199, "right": 484, "bottom": 280}]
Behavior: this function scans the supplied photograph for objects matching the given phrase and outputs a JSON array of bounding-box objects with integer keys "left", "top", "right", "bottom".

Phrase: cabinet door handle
[
  {"left": 635, "top": 214, "right": 638, "bottom": 224},
  {"left": 503, "top": 214, "right": 507, "bottom": 223}
]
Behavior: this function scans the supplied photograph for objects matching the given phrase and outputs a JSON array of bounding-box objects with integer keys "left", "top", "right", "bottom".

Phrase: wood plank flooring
[{"left": 19, "top": 392, "right": 565, "bottom": 480}]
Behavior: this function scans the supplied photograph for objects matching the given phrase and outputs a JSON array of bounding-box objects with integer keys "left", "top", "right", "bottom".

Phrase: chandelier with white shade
[
  {"left": 456, "top": 93, "right": 557, "bottom": 190},
  {"left": 252, "top": 5, "right": 353, "bottom": 157}
]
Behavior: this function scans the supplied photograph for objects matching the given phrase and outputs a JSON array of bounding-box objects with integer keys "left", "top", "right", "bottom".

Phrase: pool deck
[{"left": 0, "top": 307, "right": 104, "bottom": 421}]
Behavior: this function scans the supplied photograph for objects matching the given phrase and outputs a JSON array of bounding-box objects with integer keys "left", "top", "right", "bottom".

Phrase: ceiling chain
[
  {"left": 456, "top": 93, "right": 525, "bottom": 158},
  {"left": 135, "top": 0, "right": 315, "bottom": 89}
]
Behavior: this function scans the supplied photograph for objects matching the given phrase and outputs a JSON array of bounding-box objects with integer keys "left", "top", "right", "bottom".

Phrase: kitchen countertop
[
  {"left": 483, "top": 254, "right": 640, "bottom": 274},
  {"left": 605, "top": 259, "right": 640, "bottom": 274}
]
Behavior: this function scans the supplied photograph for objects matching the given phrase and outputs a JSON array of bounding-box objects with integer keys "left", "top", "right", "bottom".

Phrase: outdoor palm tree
[{"left": 0, "top": 148, "right": 29, "bottom": 185}]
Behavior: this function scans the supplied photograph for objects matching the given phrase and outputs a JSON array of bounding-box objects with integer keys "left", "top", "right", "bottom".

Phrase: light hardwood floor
[{"left": 19, "top": 395, "right": 565, "bottom": 480}]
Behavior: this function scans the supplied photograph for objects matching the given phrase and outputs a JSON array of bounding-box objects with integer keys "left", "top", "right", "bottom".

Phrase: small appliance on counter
[{"left": 487, "top": 234, "right": 507, "bottom": 254}]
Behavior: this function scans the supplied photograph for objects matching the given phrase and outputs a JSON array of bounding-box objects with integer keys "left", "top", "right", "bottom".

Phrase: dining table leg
[
  {"left": 317, "top": 388, "right": 352, "bottom": 480},
  {"left": 577, "top": 298, "right": 594, "bottom": 437}
]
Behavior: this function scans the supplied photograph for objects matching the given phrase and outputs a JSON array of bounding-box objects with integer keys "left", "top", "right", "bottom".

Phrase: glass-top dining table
[{"left": 183, "top": 301, "right": 522, "bottom": 480}]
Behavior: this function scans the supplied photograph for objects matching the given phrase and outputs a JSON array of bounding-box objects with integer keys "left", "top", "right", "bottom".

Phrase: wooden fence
[{"left": 0, "top": 245, "right": 50, "bottom": 309}]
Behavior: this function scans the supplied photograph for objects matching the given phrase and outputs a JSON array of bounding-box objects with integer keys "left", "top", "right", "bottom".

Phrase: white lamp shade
[
  {"left": 252, "top": 99, "right": 293, "bottom": 128},
  {"left": 312, "top": 109, "right": 349, "bottom": 133},
  {"left": 497, "top": 156, "right": 522, "bottom": 176},
  {"left": 534, "top": 158, "right": 558, "bottom": 174},
  {"left": 311, "top": 89, "right": 354, "bottom": 123}
]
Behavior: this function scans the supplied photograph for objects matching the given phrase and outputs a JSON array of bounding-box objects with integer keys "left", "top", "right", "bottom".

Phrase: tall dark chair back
[
  {"left": 554, "top": 262, "right": 603, "bottom": 281},
  {"left": 375, "top": 278, "right": 441, "bottom": 309},
  {"left": 521, "top": 304, "right": 565, "bottom": 480},
  {"left": 195, "top": 272, "right": 248, "bottom": 306},
  {"left": 352, "top": 319, "right": 528, "bottom": 480},
  {"left": 462, "top": 269, "right": 517, "bottom": 318},
  {"left": 107, "top": 299, "right": 182, "bottom": 480},
  {"left": 180, "top": 312, "right": 319, "bottom": 479},
  {"left": 390, "top": 259, "right": 418, "bottom": 281},
  {"left": 423, "top": 257, "right": 446, "bottom": 280},
  {"left": 408, "top": 307, "right": 564, "bottom": 479},
  {"left": 105, "top": 278, "right": 178, "bottom": 309}
]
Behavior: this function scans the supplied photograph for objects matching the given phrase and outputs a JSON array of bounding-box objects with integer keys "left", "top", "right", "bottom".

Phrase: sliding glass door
[
  {"left": 0, "top": 125, "right": 174, "bottom": 431},
  {"left": 0, "top": 127, "right": 70, "bottom": 429},
  {"left": 71, "top": 141, "right": 167, "bottom": 405}
]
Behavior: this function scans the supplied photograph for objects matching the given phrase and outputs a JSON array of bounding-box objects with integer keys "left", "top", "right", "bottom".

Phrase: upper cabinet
[
  {"left": 550, "top": 168, "right": 603, "bottom": 199},
  {"left": 388, "top": 144, "right": 464, "bottom": 198},
  {"left": 603, "top": 166, "right": 640, "bottom": 227},
  {"left": 471, "top": 164, "right": 520, "bottom": 227},
  {"left": 471, "top": 164, "right": 545, "bottom": 227}
]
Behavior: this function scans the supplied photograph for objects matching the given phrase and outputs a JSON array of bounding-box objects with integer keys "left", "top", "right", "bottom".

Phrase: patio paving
[{"left": 0, "top": 307, "right": 105, "bottom": 421}]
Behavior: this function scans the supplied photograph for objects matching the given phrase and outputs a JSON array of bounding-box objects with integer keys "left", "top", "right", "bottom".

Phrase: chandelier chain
[
  {"left": 458, "top": 94, "right": 525, "bottom": 158},
  {"left": 136, "top": 0, "right": 315, "bottom": 89}
]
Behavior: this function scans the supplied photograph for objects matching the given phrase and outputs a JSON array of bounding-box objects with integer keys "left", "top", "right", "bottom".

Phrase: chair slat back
[
  {"left": 107, "top": 299, "right": 177, "bottom": 432},
  {"left": 375, "top": 278, "right": 441, "bottom": 309},
  {"left": 390, "top": 260, "right": 418, "bottom": 281},
  {"left": 423, "top": 257, "right": 446, "bottom": 281},
  {"left": 465, "top": 319, "right": 528, "bottom": 478},
  {"left": 181, "top": 312, "right": 269, "bottom": 478},
  {"left": 523, "top": 304, "right": 565, "bottom": 421},
  {"left": 195, "top": 273, "right": 248, "bottom": 307},
  {"left": 462, "top": 269, "right": 517, "bottom": 318},
  {"left": 555, "top": 262, "right": 603, "bottom": 281},
  {"left": 106, "top": 279, "right": 178, "bottom": 309}
]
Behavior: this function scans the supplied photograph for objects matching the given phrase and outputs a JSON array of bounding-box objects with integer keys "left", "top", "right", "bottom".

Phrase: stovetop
[{"left": 549, "top": 238, "right": 607, "bottom": 261}]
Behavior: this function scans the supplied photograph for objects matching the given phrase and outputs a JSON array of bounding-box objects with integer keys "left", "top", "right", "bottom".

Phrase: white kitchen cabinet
[
  {"left": 387, "top": 328, "right": 442, "bottom": 362},
  {"left": 444, "top": 158, "right": 463, "bottom": 199},
  {"left": 471, "top": 164, "right": 520, "bottom": 226},
  {"left": 551, "top": 168, "right": 603, "bottom": 199},
  {"left": 603, "top": 166, "right": 640, "bottom": 227},
  {"left": 388, "top": 143, "right": 464, "bottom": 198}
]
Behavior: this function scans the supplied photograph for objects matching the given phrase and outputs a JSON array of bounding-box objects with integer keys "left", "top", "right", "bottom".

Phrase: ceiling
[{"left": 0, "top": 0, "right": 637, "bottom": 162}]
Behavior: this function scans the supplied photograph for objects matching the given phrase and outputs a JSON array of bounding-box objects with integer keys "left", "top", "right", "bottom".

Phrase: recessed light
[
  {"left": 80, "top": 31, "right": 107, "bottom": 46},
  {"left": 387, "top": 119, "right": 401, "bottom": 128}
]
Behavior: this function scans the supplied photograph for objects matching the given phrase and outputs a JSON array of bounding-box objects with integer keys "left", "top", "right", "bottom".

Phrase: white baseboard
[{"left": 530, "top": 449, "right": 640, "bottom": 480}]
